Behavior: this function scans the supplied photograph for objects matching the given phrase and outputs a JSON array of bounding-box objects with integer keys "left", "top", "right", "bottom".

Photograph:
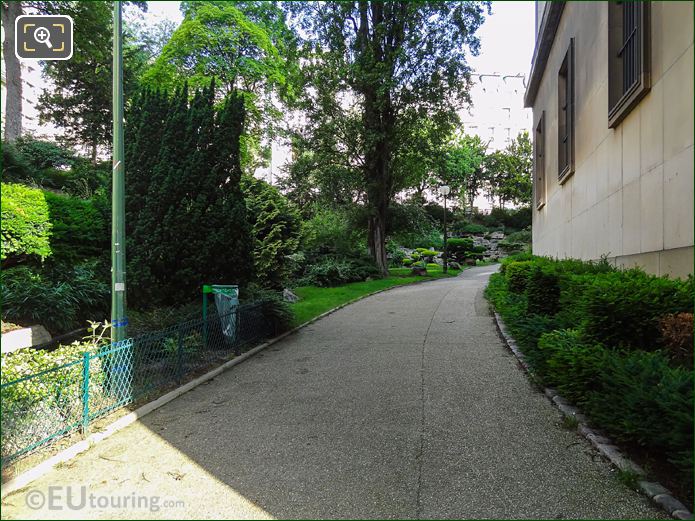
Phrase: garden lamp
[{"left": 439, "top": 185, "right": 450, "bottom": 273}]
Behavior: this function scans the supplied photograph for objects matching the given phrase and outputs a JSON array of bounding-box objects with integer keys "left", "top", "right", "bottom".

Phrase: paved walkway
[{"left": 2, "top": 266, "right": 664, "bottom": 519}]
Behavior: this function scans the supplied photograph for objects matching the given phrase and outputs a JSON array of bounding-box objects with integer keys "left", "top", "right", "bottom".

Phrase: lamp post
[
  {"left": 439, "top": 185, "right": 451, "bottom": 273},
  {"left": 111, "top": 1, "right": 127, "bottom": 343}
]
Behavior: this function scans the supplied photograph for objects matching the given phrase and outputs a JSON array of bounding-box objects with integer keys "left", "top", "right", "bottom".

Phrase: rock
[
  {"left": 491, "top": 231, "right": 505, "bottom": 240},
  {"left": 465, "top": 258, "right": 477, "bottom": 266},
  {"left": 411, "top": 266, "right": 428, "bottom": 276},
  {"left": 1, "top": 325, "right": 52, "bottom": 354},
  {"left": 447, "top": 261, "right": 462, "bottom": 270},
  {"left": 283, "top": 288, "right": 300, "bottom": 303}
]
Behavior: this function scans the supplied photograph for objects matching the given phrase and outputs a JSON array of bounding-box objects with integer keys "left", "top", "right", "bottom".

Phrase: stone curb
[
  {"left": 492, "top": 310, "right": 693, "bottom": 520},
  {"left": 1, "top": 272, "right": 459, "bottom": 499}
]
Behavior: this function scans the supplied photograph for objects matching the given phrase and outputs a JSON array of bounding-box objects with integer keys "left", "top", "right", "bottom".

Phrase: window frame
[
  {"left": 608, "top": 2, "right": 651, "bottom": 128},
  {"left": 535, "top": 112, "right": 546, "bottom": 210},
  {"left": 558, "top": 39, "right": 575, "bottom": 183}
]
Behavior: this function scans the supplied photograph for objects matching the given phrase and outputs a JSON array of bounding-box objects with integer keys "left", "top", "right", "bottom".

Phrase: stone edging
[
  {"left": 492, "top": 310, "right": 693, "bottom": 521},
  {"left": 1, "top": 273, "right": 457, "bottom": 499}
]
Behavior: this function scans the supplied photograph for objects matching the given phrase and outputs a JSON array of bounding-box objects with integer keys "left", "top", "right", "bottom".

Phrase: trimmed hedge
[
  {"left": 1, "top": 183, "right": 52, "bottom": 264},
  {"left": 44, "top": 191, "right": 108, "bottom": 262},
  {"left": 486, "top": 254, "right": 694, "bottom": 480}
]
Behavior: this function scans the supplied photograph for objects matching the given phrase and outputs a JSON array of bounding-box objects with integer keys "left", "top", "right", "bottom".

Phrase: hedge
[
  {"left": 1, "top": 183, "right": 52, "bottom": 264},
  {"left": 486, "top": 254, "right": 694, "bottom": 480},
  {"left": 1, "top": 183, "right": 107, "bottom": 266},
  {"left": 43, "top": 191, "right": 108, "bottom": 262}
]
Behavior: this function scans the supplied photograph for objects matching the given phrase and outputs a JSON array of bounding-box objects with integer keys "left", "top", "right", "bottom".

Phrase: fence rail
[{"left": 1, "top": 302, "right": 276, "bottom": 466}]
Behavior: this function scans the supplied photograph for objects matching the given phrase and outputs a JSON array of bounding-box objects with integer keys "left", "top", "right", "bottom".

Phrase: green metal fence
[{"left": 1, "top": 302, "right": 275, "bottom": 466}]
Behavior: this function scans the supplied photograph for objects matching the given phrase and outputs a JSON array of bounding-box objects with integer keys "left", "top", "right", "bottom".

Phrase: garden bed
[{"left": 485, "top": 254, "right": 694, "bottom": 510}]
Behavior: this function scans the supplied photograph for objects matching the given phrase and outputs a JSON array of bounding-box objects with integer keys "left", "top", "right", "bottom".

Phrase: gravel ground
[{"left": 1, "top": 266, "right": 666, "bottom": 519}]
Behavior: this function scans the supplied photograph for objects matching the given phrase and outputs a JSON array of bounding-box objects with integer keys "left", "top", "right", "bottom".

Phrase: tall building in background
[
  {"left": 461, "top": 72, "right": 531, "bottom": 151},
  {"left": 526, "top": 1, "right": 693, "bottom": 278}
]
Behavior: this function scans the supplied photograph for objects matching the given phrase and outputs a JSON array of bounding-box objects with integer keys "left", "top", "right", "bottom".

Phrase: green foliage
[
  {"left": 2, "top": 142, "right": 33, "bottom": 183},
  {"left": 246, "top": 289, "right": 294, "bottom": 334},
  {"left": 1, "top": 183, "right": 52, "bottom": 265},
  {"left": 481, "top": 207, "right": 532, "bottom": 231},
  {"left": 579, "top": 271, "right": 694, "bottom": 351},
  {"left": 13, "top": 136, "right": 75, "bottom": 171},
  {"left": 447, "top": 238, "right": 474, "bottom": 261},
  {"left": 526, "top": 266, "right": 561, "bottom": 316},
  {"left": 125, "top": 84, "right": 254, "bottom": 307},
  {"left": 441, "top": 134, "right": 488, "bottom": 211},
  {"left": 241, "top": 175, "right": 301, "bottom": 288},
  {"left": 143, "top": 1, "right": 299, "bottom": 169},
  {"left": 484, "top": 131, "right": 533, "bottom": 208},
  {"left": 1, "top": 262, "right": 109, "bottom": 334},
  {"left": 387, "top": 203, "right": 442, "bottom": 250},
  {"left": 37, "top": 1, "right": 148, "bottom": 157},
  {"left": 299, "top": 256, "right": 381, "bottom": 288},
  {"left": 301, "top": 207, "right": 364, "bottom": 256},
  {"left": 452, "top": 222, "right": 488, "bottom": 235},
  {"left": 505, "top": 261, "right": 535, "bottom": 293},
  {"left": 43, "top": 192, "right": 108, "bottom": 263},
  {"left": 486, "top": 255, "right": 695, "bottom": 483}
]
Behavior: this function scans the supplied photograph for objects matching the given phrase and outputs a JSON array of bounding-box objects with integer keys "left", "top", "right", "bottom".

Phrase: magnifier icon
[{"left": 34, "top": 26, "right": 52, "bottom": 48}]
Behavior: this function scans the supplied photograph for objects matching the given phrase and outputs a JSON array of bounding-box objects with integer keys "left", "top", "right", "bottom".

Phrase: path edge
[
  {"left": 491, "top": 309, "right": 693, "bottom": 521},
  {"left": 1, "top": 273, "right": 457, "bottom": 499}
]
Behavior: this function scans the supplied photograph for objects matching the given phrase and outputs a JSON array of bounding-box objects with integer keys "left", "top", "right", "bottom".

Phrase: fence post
[
  {"left": 176, "top": 325, "right": 184, "bottom": 384},
  {"left": 81, "top": 352, "right": 90, "bottom": 435}
]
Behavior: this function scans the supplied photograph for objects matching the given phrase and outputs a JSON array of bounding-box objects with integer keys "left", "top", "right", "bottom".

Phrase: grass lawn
[{"left": 290, "top": 264, "right": 463, "bottom": 327}]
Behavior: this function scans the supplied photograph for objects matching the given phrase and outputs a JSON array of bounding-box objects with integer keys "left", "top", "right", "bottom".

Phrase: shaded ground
[{"left": 1, "top": 266, "right": 665, "bottom": 519}]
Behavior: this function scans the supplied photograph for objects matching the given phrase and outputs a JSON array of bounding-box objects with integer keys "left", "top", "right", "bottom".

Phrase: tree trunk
[
  {"left": 91, "top": 143, "right": 98, "bottom": 164},
  {"left": 2, "top": 1, "right": 23, "bottom": 142}
]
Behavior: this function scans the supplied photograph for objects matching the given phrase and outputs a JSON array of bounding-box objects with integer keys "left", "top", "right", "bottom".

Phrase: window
[
  {"left": 608, "top": 2, "right": 650, "bottom": 128},
  {"left": 558, "top": 39, "right": 575, "bottom": 182},
  {"left": 535, "top": 113, "right": 546, "bottom": 209}
]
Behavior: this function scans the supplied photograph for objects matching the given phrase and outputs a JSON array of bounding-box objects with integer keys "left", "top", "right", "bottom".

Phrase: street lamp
[{"left": 439, "top": 185, "right": 451, "bottom": 273}]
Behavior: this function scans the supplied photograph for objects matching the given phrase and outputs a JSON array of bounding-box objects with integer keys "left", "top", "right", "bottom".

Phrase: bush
[
  {"left": 580, "top": 271, "right": 693, "bottom": 351},
  {"left": 299, "top": 256, "right": 380, "bottom": 287},
  {"left": 1, "top": 262, "right": 109, "bottom": 334},
  {"left": 241, "top": 175, "right": 301, "bottom": 288},
  {"left": 2, "top": 142, "right": 33, "bottom": 182},
  {"left": 526, "top": 266, "right": 561, "bottom": 315},
  {"left": 301, "top": 207, "right": 364, "bottom": 255},
  {"left": 386, "top": 241, "right": 406, "bottom": 267},
  {"left": 584, "top": 349, "right": 693, "bottom": 472},
  {"left": 44, "top": 191, "right": 108, "bottom": 263},
  {"left": 402, "top": 258, "right": 413, "bottom": 267},
  {"left": 1, "top": 183, "right": 53, "bottom": 265},
  {"left": 387, "top": 202, "right": 442, "bottom": 250},
  {"left": 452, "top": 222, "right": 487, "bottom": 235},
  {"left": 505, "top": 261, "right": 535, "bottom": 293},
  {"left": 447, "top": 238, "right": 474, "bottom": 261}
]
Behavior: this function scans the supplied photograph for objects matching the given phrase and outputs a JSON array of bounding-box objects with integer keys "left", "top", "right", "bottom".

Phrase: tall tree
[
  {"left": 484, "top": 131, "right": 533, "bottom": 208},
  {"left": 125, "top": 83, "right": 254, "bottom": 306},
  {"left": 288, "top": 2, "right": 488, "bottom": 274},
  {"left": 36, "top": 1, "right": 147, "bottom": 162},
  {"left": 1, "top": 1, "right": 23, "bottom": 142},
  {"left": 142, "top": 1, "right": 300, "bottom": 171},
  {"left": 441, "top": 134, "right": 488, "bottom": 215}
]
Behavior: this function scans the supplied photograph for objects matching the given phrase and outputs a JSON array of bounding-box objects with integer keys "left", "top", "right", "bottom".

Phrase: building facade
[{"left": 525, "top": 1, "right": 693, "bottom": 278}]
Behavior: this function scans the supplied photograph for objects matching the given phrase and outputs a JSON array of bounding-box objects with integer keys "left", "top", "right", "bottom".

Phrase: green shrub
[
  {"left": 526, "top": 266, "right": 561, "bottom": 315},
  {"left": 301, "top": 208, "right": 364, "bottom": 255},
  {"left": 447, "top": 238, "right": 474, "bottom": 261},
  {"left": 299, "top": 256, "right": 380, "bottom": 287},
  {"left": 1, "top": 262, "right": 109, "bottom": 334},
  {"left": 580, "top": 271, "right": 694, "bottom": 351},
  {"left": 43, "top": 191, "right": 108, "bottom": 262},
  {"left": 241, "top": 175, "right": 301, "bottom": 288},
  {"left": 1, "top": 183, "right": 52, "bottom": 265},
  {"left": 583, "top": 349, "right": 693, "bottom": 472},
  {"left": 505, "top": 261, "right": 535, "bottom": 293},
  {"left": 402, "top": 258, "right": 413, "bottom": 267},
  {"left": 453, "top": 222, "right": 487, "bottom": 235},
  {"left": 2, "top": 142, "right": 33, "bottom": 182}
]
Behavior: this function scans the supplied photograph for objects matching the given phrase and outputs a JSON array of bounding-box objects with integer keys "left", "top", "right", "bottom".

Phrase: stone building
[{"left": 525, "top": 1, "right": 693, "bottom": 278}]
